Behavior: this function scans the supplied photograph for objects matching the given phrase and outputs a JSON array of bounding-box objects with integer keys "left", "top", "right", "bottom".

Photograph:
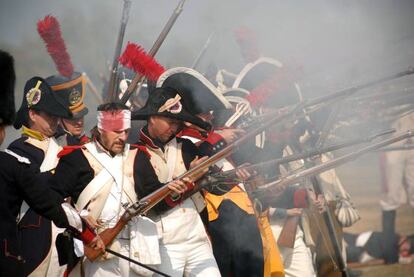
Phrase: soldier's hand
[
  {"left": 235, "top": 163, "right": 253, "bottom": 181},
  {"left": 190, "top": 156, "right": 209, "bottom": 176},
  {"left": 217, "top": 128, "right": 245, "bottom": 144},
  {"left": 308, "top": 190, "right": 326, "bottom": 213},
  {"left": 88, "top": 234, "right": 105, "bottom": 253},
  {"left": 168, "top": 178, "right": 191, "bottom": 194},
  {"left": 286, "top": 208, "right": 303, "bottom": 217}
]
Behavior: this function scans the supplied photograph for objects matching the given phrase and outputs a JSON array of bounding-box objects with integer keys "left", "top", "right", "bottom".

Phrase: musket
[
  {"left": 208, "top": 128, "right": 395, "bottom": 183},
  {"left": 107, "top": 0, "right": 132, "bottom": 102},
  {"left": 191, "top": 31, "right": 216, "bottom": 69},
  {"left": 351, "top": 86, "right": 414, "bottom": 103},
  {"left": 120, "top": 0, "right": 187, "bottom": 104},
  {"left": 376, "top": 144, "right": 414, "bottom": 151},
  {"left": 83, "top": 72, "right": 103, "bottom": 104}
]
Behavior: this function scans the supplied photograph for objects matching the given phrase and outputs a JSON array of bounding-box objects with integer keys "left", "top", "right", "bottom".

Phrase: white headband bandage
[{"left": 97, "top": 109, "right": 131, "bottom": 131}]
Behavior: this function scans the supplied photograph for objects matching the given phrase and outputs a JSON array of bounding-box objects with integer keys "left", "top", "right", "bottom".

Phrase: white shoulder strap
[
  {"left": 40, "top": 137, "right": 61, "bottom": 172},
  {"left": 75, "top": 166, "right": 114, "bottom": 212},
  {"left": 76, "top": 143, "right": 137, "bottom": 218},
  {"left": 84, "top": 143, "right": 129, "bottom": 187},
  {"left": 165, "top": 138, "right": 178, "bottom": 182}
]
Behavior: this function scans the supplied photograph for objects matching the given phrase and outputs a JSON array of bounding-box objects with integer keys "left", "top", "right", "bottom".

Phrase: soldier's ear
[
  {"left": 148, "top": 116, "right": 156, "bottom": 125},
  {"left": 28, "top": 109, "right": 38, "bottom": 125}
]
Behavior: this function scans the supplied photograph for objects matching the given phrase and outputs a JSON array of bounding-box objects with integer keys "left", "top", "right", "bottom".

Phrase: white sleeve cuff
[{"left": 61, "top": 202, "right": 83, "bottom": 232}]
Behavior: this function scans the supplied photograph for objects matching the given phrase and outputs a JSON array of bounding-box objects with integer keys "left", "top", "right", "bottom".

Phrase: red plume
[
  {"left": 119, "top": 42, "right": 165, "bottom": 81},
  {"left": 37, "top": 15, "right": 74, "bottom": 78},
  {"left": 246, "top": 74, "right": 279, "bottom": 107}
]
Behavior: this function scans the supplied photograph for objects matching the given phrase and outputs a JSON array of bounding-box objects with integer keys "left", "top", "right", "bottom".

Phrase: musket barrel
[
  {"left": 121, "top": 0, "right": 186, "bottom": 104},
  {"left": 256, "top": 130, "right": 414, "bottom": 195},
  {"left": 107, "top": 0, "right": 132, "bottom": 101},
  {"left": 210, "top": 128, "right": 395, "bottom": 181}
]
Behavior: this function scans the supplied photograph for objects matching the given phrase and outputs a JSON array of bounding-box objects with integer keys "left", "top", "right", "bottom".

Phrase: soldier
[
  {"left": 132, "top": 86, "right": 221, "bottom": 277},
  {"left": 344, "top": 230, "right": 414, "bottom": 264},
  {"left": 51, "top": 102, "right": 177, "bottom": 276},
  {"left": 230, "top": 57, "right": 317, "bottom": 277},
  {"left": 233, "top": 56, "right": 358, "bottom": 277},
  {"left": 0, "top": 51, "right": 102, "bottom": 277},
  {"left": 7, "top": 75, "right": 77, "bottom": 276},
  {"left": 47, "top": 73, "right": 90, "bottom": 145},
  {"left": 156, "top": 66, "right": 284, "bottom": 277},
  {"left": 379, "top": 112, "right": 414, "bottom": 264}
]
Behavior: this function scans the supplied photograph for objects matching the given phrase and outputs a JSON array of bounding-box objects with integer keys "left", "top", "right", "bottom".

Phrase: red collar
[{"left": 139, "top": 128, "right": 159, "bottom": 149}]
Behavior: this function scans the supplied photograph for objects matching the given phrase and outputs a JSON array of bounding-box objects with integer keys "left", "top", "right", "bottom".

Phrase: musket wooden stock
[
  {"left": 84, "top": 213, "right": 130, "bottom": 261},
  {"left": 277, "top": 215, "right": 300, "bottom": 248}
]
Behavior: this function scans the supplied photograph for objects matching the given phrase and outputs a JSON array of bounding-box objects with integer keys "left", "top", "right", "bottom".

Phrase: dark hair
[{"left": 97, "top": 102, "right": 129, "bottom": 112}]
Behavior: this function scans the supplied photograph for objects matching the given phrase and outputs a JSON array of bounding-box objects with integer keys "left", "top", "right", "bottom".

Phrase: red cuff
[
  {"left": 164, "top": 182, "right": 195, "bottom": 207},
  {"left": 293, "top": 189, "right": 308, "bottom": 208},
  {"left": 165, "top": 194, "right": 182, "bottom": 207},
  {"left": 79, "top": 224, "right": 96, "bottom": 244},
  {"left": 205, "top": 132, "right": 224, "bottom": 145}
]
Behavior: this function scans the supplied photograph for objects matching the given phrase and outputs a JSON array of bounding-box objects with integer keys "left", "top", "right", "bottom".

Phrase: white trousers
[
  {"left": 83, "top": 239, "right": 142, "bottom": 277},
  {"left": 380, "top": 149, "right": 414, "bottom": 210},
  {"left": 155, "top": 200, "right": 220, "bottom": 277},
  {"left": 271, "top": 219, "right": 316, "bottom": 277}
]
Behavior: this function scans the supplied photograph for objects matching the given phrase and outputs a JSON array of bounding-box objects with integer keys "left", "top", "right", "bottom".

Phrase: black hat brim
[
  {"left": 132, "top": 106, "right": 211, "bottom": 131},
  {"left": 71, "top": 106, "right": 88, "bottom": 119}
]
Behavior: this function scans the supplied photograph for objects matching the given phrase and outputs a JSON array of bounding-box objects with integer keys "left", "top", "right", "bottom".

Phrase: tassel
[
  {"left": 118, "top": 42, "right": 165, "bottom": 81},
  {"left": 37, "top": 15, "right": 74, "bottom": 78}
]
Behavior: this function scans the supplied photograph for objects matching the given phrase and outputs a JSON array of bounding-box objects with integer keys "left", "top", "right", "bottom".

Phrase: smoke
[{"left": 1, "top": 0, "right": 414, "bottom": 146}]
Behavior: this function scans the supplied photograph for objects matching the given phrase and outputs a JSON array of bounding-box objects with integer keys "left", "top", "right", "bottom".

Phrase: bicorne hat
[{"left": 14, "top": 77, "right": 71, "bottom": 129}]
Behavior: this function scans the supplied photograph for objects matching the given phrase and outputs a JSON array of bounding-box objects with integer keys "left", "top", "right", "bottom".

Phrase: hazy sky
[{"left": 1, "top": 0, "right": 414, "bottom": 145}]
